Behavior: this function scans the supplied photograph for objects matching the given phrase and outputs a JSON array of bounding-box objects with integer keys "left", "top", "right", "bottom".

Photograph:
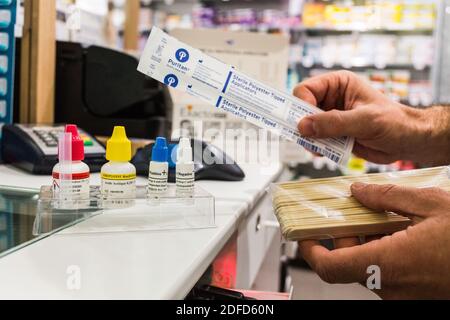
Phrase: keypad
[
  {"left": 33, "top": 128, "right": 95, "bottom": 148},
  {"left": 33, "top": 129, "right": 60, "bottom": 147}
]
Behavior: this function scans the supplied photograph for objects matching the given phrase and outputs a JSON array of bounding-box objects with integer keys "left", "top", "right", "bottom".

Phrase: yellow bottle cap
[{"left": 106, "top": 126, "right": 132, "bottom": 162}]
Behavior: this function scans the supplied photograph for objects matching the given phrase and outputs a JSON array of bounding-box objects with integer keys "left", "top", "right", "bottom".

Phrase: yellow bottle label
[
  {"left": 101, "top": 173, "right": 137, "bottom": 181},
  {"left": 101, "top": 172, "right": 137, "bottom": 201}
]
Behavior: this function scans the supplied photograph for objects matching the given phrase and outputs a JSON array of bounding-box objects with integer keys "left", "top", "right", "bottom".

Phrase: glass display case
[
  {"left": 0, "top": 183, "right": 216, "bottom": 258},
  {"left": 0, "top": 186, "right": 63, "bottom": 258}
]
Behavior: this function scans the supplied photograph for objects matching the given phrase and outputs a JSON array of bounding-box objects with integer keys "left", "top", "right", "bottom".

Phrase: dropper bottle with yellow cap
[{"left": 101, "top": 126, "right": 136, "bottom": 200}]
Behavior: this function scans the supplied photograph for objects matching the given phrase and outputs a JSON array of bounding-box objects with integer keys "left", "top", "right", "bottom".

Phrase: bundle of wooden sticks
[{"left": 272, "top": 167, "right": 450, "bottom": 241}]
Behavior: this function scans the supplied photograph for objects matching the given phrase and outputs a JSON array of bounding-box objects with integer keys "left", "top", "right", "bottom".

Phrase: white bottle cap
[{"left": 177, "top": 138, "right": 193, "bottom": 163}]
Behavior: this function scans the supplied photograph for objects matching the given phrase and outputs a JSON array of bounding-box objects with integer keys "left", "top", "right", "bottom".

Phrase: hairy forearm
[{"left": 414, "top": 106, "right": 450, "bottom": 165}]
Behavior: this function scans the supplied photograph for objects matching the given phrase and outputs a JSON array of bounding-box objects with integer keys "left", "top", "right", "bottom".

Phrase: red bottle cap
[{"left": 65, "top": 125, "right": 85, "bottom": 161}]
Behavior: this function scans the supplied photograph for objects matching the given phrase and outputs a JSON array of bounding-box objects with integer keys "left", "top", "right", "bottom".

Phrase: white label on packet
[{"left": 138, "top": 27, "right": 355, "bottom": 165}]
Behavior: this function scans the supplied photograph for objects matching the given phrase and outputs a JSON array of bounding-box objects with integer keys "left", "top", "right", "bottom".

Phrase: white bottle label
[
  {"left": 101, "top": 173, "right": 137, "bottom": 199},
  {"left": 176, "top": 163, "right": 195, "bottom": 194},
  {"left": 52, "top": 172, "right": 90, "bottom": 199},
  {"left": 148, "top": 162, "right": 169, "bottom": 193}
]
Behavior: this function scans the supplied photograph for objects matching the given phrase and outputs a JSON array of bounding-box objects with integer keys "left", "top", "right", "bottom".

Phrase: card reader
[{"left": 1, "top": 124, "right": 106, "bottom": 175}]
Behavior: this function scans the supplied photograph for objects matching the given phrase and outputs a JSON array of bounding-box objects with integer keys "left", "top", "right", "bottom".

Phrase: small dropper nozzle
[
  {"left": 106, "top": 126, "right": 132, "bottom": 162},
  {"left": 65, "top": 124, "right": 85, "bottom": 161},
  {"left": 152, "top": 137, "right": 169, "bottom": 162},
  {"left": 177, "top": 138, "right": 193, "bottom": 163},
  {"left": 58, "top": 131, "right": 73, "bottom": 200}
]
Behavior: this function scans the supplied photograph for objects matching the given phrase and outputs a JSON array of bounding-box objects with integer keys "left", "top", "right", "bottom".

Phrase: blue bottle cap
[{"left": 152, "top": 137, "right": 169, "bottom": 163}]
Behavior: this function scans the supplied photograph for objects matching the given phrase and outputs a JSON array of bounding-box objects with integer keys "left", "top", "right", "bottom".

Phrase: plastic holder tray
[{"left": 34, "top": 185, "right": 216, "bottom": 235}]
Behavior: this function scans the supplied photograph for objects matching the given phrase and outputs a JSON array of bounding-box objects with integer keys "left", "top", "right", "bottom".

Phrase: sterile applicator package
[{"left": 137, "top": 27, "right": 354, "bottom": 166}]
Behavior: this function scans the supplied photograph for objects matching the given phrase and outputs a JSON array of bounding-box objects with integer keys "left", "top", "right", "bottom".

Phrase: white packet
[{"left": 137, "top": 27, "right": 355, "bottom": 166}]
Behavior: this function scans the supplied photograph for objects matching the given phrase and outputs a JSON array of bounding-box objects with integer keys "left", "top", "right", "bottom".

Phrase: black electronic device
[
  {"left": 132, "top": 139, "right": 245, "bottom": 182},
  {"left": 14, "top": 41, "right": 173, "bottom": 139},
  {"left": 1, "top": 124, "right": 106, "bottom": 175},
  {"left": 187, "top": 285, "right": 256, "bottom": 300}
]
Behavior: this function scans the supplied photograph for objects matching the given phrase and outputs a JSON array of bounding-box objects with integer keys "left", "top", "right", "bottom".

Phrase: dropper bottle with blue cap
[{"left": 148, "top": 137, "right": 169, "bottom": 195}]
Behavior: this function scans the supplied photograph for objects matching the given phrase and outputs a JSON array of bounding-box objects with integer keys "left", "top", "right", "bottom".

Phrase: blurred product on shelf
[
  {"left": 302, "top": 0, "right": 436, "bottom": 31},
  {"left": 55, "top": 0, "right": 110, "bottom": 46},
  {"left": 304, "top": 154, "right": 418, "bottom": 177},
  {"left": 122, "top": 0, "right": 436, "bottom": 34},
  {"left": 208, "top": 8, "right": 301, "bottom": 32},
  {"left": 407, "top": 81, "right": 433, "bottom": 107},
  {"left": 192, "top": 6, "right": 215, "bottom": 29},
  {"left": 344, "top": 155, "right": 417, "bottom": 175},
  {"left": 147, "top": 6, "right": 301, "bottom": 32},
  {"left": 306, "top": 68, "right": 432, "bottom": 107},
  {"left": 297, "top": 34, "right": 434, "bottom": 69}
]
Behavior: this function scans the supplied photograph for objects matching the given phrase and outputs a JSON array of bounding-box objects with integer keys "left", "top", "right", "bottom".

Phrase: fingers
[
  {"left": 293, "top": 71, "right": 356, "bottom": 110},
  {"left": 364, "top": 235, "right": 385, "bottom": 243},
  {"left": 293, "top": 82, "right": 320, "bottom": 107},
  {"left": 334, "top": 237, "right": 360, "bottom": 249},
  {"left": 299, "top": 239, "right": 384, "bottom": 284},
  {"left": 353, "top": 143, "right": 398, "bottom": 165},
  {"left": 298, "top": 109, "right": 370, "bottom": 139},
  {"left": 298, "top": 240, "right": 324, "bottom": 269},
  {"left": 351, "top": 183, "right": 450, "bottom": 218}
]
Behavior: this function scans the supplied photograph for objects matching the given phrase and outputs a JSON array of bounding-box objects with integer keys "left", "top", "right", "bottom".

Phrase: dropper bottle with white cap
[{"left": 176, "top": 138, "right": 195, "bottom": 195}]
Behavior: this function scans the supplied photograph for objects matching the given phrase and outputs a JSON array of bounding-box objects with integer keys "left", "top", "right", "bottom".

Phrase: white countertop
[{"left": 0, "top": 163, "right": 283, "bottom": 299}]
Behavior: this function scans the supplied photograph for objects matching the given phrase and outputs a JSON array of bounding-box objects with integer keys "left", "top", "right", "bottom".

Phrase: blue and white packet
[{"left": 138, "top": 27, "right": 354, "bottom": 166}]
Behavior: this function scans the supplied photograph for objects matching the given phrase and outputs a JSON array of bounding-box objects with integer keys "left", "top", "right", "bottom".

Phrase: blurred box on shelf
[{"left": 302, "top": 0, "right": 436, "bottom": 31}]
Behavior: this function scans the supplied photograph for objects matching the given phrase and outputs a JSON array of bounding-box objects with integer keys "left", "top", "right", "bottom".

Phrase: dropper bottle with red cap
[{"left": 52, "top": 125, "right": 91, "bottom": 199}]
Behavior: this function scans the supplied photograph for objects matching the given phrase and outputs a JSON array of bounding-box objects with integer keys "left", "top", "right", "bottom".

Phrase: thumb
[
  {"left": 298, "top": 109, "right": 367, "bottom": 139},
  {"left": 299, "top": 239, "right": 384, "bottom": 284},
  {"left": 351, "top": 183, "right": 448, "bottom": 219}
]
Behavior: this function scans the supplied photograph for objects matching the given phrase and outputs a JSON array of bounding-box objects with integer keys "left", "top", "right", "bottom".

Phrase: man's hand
[
  {"left": 299, "top": 184, "right": 450, "bottom": 300},
  {"left": 294, "top": 71, "right": 450, "bottom": 165}
]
